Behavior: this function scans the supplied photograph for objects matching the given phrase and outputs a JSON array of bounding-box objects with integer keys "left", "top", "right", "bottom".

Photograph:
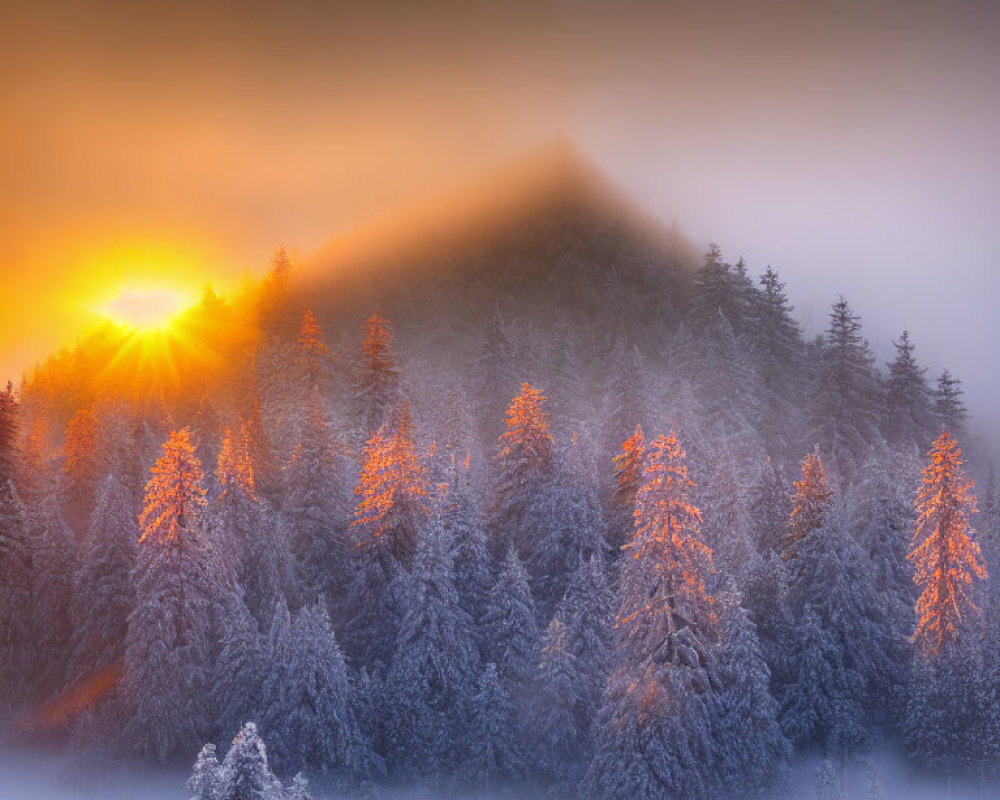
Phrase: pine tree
[
  {"left": 610, "top": 425, "right": 645, "bottom": 552},
  {"left": 814, "top": 758, "right": 839, "bottom": 800},
  {"left": 17, "top": 416, "right": 51, "bottom": 508},
  {"left": 61, "top": 406, "right": 101, "bottom": 531},
  {"left": 120, "top": 427, "right": 222, "bottom": 762},
  {"left": 481, "top": 546, "right": 540, "bottom": 699},
  {"left": 355, "top": 314, "right": 401, "bottom": 436},
  {"left": 490, "top": 382, "right": 555, "bottom": 560},
  {"left": 239, "top": 398, "right": 279, "bottom": 505},
  {"left": 296, "top": 308, "right": 331, "bottom": 387},
  {"left": 465, "top": 662, "right": 523, "bottom": 791},
  {"left": 212, "top": 590, "right": 266, "bottom": 742},
  {"left": 188, "top": 742, "right": 224, "bottom": 800},
  {"left": 443, "top": 460, "right": 493, "bottom": 628},
  {"left": 0, "top": 479, "right": 31, "bottom": 703},
  {"left": 0, "top": 381, "right": 19, "bottom": 489},
  {"left": 217, "top": 722, "right": 283, "bottom": 800},
  {"left": 785, "top": 448, "right": 832, "bottom": 559},
  {"left": 284, "top": 388, "right": 349, "bottom": 608},
  {"left": 806, "top": 297, "right": 882, "bottom": 481},
  {"left": 260, "top": 601, "right": 376, "bottom": 780},
  {"left": 215, "top": 426, "right": 291, "bottom": 624},
  {"left": 588, "top": 430, "right": 722, "bottom": 800},
  {"left": 531, "top": 616, "right": 585, "bottom": 787},
  {"left": 385, "top": 511, "right": 480, "bottom": 778},
  {"left": 933, "top": 369, "right": 969, "bottom": 437},
  {"left": 909, "top": 430, "right": 985, "bottom": 657},
  {"left": 748, "top": 456, "right": 792, "bottom": 558},
  {"left": 474, "top": 305, "right": 519, "bottom": 455},
  {"left": 883, "top": 330, "right": 933, "bottom": 449},
  {"left": 689, "top": 243, "right": 745, "bottom": 332},
  {"left": 715, "top": 597, "right": 790, "bottom": 797},
  {"left": 69, "top": 473, "right": 136, "bottom": 684}
]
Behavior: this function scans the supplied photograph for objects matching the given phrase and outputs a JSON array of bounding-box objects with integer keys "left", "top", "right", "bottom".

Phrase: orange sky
[{"left": 2, "top": 0, "right": 999, "bottom": 436}]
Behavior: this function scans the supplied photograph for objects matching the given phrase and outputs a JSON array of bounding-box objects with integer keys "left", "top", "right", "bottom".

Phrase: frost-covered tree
[
  {"left": 932, "top": 369, "right": 968, "bottom": 439},
  {"left": 348, "top": 403, "right": 429, "bottom": 665},
  {"left": 814, "top": 758, "right": 839, "bottom": 800},
  {"left": 385, "top": 511, "right": 480, "bottom": 778},
  {"left": 883, "top": 330, "right": 933, "bottom": 449},
  {"left": 212, "top": 590, "right": 265, "bottom": 742},
  {"left": 481, "top": 546, "right": 540, "bottom": 699},
  {"left": 443, "top": 461, "right": 493, "bottom": 628},
  {"left": 806, "top": 297, "right": 882, "bottom": 481},
  {"left": 715, "top": 597, "right": 790, "bottom": 797},
  {"left": 530, "top": 617, "right": 584, "bottom": 788},
  {"left": 69, "top": 473, "right": 136, "bottom": 684},
  {"left": 61, "top": 406, "right": 101, "bottom": 531},
  {"left": 218, "top": 722, "right": 284, "bottom": 800},
  {"left": 260, "top": 599, "right": 380, "bottom": 783},
  {"left": 490, "top": 382, "right": 555, "bottom": 562},
  {"left": 610, "top": 424, "right": 644, "bottom": 552},
  {"left": 587, "top": 430, "right": 723, "bottom": 800},
  {"left": 785, "top": 448, "right": 832, "bottom": 559},
  {"left": 465, "top": 662, "right": 523, "bottom": 791},
  {"left": 909, "top": 430, "right": 985, "bottom": 657},
  {"left": 355, "top": 314, "right": 402, "bottom": 436},
  {"left": 120, "top": 428, "right": 223, "bottom": 762},
  {"left": 0, "top": 480, "right": 31, "bottom": 703},
  {"left": 188, "top": 742, "right": 224, "bottom": 800},
  {"left": 296, "top": 308, "right": 331, "bottom": 388},
  {"left": 0, "top": 381, "right": 18, "bottom": 488},
  {"left": 283, "top": 389, "right": 349, "bottom": 609}
]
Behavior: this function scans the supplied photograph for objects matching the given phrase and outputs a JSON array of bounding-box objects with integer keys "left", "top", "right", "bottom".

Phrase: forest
[{"left": 1, "top": 202, "right": 998, "bottom": 800}]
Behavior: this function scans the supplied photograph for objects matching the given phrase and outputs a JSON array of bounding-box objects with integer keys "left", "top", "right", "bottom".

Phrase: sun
[{"left": 101, "top": 286, "right": 195, "bottom": 332}]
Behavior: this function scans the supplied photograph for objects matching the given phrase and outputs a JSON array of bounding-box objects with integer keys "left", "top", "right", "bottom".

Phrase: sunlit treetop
[
  {"left": 909, "top": 429, "right": 985, "bottom": 658},
  {"left": 785, "top": 448, "right": 832, "bottom": 560},
  {"left": 139, "top": 427, "right": 207, "bottom": 545},
  {"left": 496, "top": 382, "right": 553, "bottom": 473},
  {"left": 216, "top": 425, "right": 258, "bottom": 501}
]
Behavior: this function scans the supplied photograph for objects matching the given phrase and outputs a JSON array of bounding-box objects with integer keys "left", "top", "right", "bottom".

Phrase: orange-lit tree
[
  {"left": 348, "top": 402, "right": 429, "bottom": 664},
  {"left": 356, "top": 314, "right": 401, "bottom": 436},
  {"left": 610, "top": 424, "right": 645, "bottom": 551},
  {"left": 589, "top": 429, "right": 721, "bottom": 799},
  {"left": 239, "top": 397, "right": 277, "bottom": 503},
  {"left": 120, "top": 427, "right": 223, "bottom": 762},
  {"left": 909, "top": 429, "right": 985, "bottom": 657},
  {"left": 491, "top": 382, "right": 554, "bottom": 558},
  {"left": 296, "top": 308, "right": 330, "bottom": 386},
  {"left": 784, "top": 448, "right": 832, "bottom": 560}
]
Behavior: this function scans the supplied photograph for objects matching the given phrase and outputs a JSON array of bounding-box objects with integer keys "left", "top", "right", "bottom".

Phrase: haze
[{"left": 1, "top": 0, "right": 998, "bottom": 442}]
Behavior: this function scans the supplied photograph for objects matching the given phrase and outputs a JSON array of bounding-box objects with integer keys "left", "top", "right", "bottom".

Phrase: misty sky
[{"left": 1, "top": 0, "right": 998, "bottom": 441}]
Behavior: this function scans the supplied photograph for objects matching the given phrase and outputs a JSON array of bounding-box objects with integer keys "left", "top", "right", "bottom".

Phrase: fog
[
  {"left": 1, "top": 0, "right": 998, "bottom": 442},
  {"left": 0, "top": 745, "right": 995, "bottom": 800}
]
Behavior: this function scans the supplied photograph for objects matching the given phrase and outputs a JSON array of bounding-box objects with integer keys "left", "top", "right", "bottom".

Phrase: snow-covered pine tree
[
  {"left": 0, "top": 479, "right": 31, "bottom": 705},
  {"left": 355, "top": 314, "right": 402, "bottom": 437},
  {"left": 69, "top": 473, "right": 136, "bottom": 686},
  {"left": 480, "top": 545, "right": 540, "bottom": 701},
  {"left": 217, "top": 722, "right": 284, "bottom": 800},
  {"left": 883, "top": 330, "right": 933, "bottom": 450},
  {"left": 296, "top": 308, "right": 331, "bottom": 388},
  {"left": 465, "top": 662, "right": 523, "bottom": 792},
  {"left": 530, "top": 616, "right": 585, "bottom": 789},
  {"left": 443, "top": 459, "right": 493, "bottom": 630},
  {"left": 909, "top": 429, "right": 985, "bottom": 657},
  {"left": 120, "top": 427, "right": 224, "bottom": 762},
  {"left": 283, "top": 388, "right": 349, "bottom": 610},
  {"left": 587, "top": 430, "right": 723, "bottom": 800},
  {"left": 785, "top": 448, "right": 832, "bottom": 560},
  {"left": 932, "top": 369, "right": 968, "bottom": 438},
  {"left": 347, "top": 402, "right": 430, "bottom": 665},
  {"left": 715, "top": 596, "right": 790, "bottom": 797},
  {"left": 212, "top": 590, "right": 265, "bottom": 742},
  {"left": 489, "top": 382, "right": 556, "bottom": 564},
  {"left": 806, "top": 297, "right": 882, "bottom": 482},
  {"left": 61, "top": 406, "right": 101, "bottom": 532},
  {"left": 260, "top": 599, "right": 377, "bottom": 782},
  {"left": 0, "top": 381, "right": 18, "bottom": 488},
  {"left": 384, "top": 510, "right": 480, "bottom": 779},
  {"left": 610, "top": 424, "right": 645, "bottom": 553},
  {"left": 188, "top": 742, "right": 224, "bottom": 800}
]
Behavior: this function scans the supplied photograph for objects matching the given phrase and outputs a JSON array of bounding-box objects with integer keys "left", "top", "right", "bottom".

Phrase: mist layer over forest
[{"left": 1, "top": 152, "right": 997, "bottom": 799}]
